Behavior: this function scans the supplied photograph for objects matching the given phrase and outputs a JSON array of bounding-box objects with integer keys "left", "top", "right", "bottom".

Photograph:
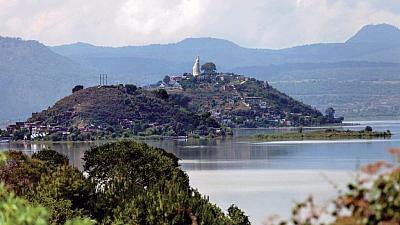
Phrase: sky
[{"left": 0, "top": 0, "right": 400, "bottom": 49}]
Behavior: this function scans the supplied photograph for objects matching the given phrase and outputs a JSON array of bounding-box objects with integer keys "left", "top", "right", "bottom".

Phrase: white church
[{"left": 192, "top": 56, "right": 200, "bottom": 76}]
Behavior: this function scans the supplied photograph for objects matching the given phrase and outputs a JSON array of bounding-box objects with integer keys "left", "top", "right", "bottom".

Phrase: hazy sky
[{"left": 1, "top": 0, "right": 399, "bottom": 49}]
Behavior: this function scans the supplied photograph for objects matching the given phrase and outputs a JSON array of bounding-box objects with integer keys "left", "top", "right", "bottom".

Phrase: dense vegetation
[
  {"left": 0, "top": 141, "right": 250, "bottom": 225},
  {"left": 254, "top": 128, "right": 392, "bottom": 141}
]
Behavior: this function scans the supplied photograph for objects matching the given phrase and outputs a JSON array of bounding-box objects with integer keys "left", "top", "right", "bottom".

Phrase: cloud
[{"left": 0, "top": 0, "right": 399, "bottom": 48}]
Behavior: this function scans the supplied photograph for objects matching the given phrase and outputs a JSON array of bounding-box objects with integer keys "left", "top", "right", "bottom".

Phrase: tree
[
  {"left": 162, "top": 75, "right": 171, "bottom": 84},
  {"left": 154, "top": 89, "right": 169, "bottom": 100},
  {"left": 82, "top": 141, "right": 189, "bottom": 221},
  {"left": 32, "top": 149, "right": 69, "bottom": 167},
  {"left": 28, "top": 166, "right": 93, "bottom": 225},
  {"left": 228, "top": 204, "right": 251, "bottom": 225},
  {"left": 325, "top": 107, "right": 335, "bottom": 119},
  {"left": 125, "top": 84, "right": 137, "bottom": 94},
  {"left": 0, "top": 151, "right": 47, "bottom": 195},
  {"left": 365, "top": 125, "right": 373, "bottom": 132},
  {"left": 72, "top": 85, "right": 84, "bottom": 93},
  {"left": 201, "top": 62, "right": 217, "bottom": 74},
  {"left": 0, "top": 152, "right": 94, "bottom": 225}
]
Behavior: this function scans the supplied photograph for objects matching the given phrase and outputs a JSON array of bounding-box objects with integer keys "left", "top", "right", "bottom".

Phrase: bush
[{"left": 365, "top": 126, "right": 373, "bottom": 132}]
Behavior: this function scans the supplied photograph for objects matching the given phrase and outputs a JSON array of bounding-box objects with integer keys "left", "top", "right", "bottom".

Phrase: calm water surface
[{"left": 1, "top": 120, "right": 400, "bottom": 224}]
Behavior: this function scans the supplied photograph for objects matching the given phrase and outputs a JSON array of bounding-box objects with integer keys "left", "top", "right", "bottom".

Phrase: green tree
[
  {"left": 154, "top": 89, "right": 169, "bottom": 100},
  {"left": 28, "top": 166, "right": 94, "bottom": 225},
  {"left": 0, "top": 184, "right": 94, "bottom": 225},
  {"left": 32, "top": 149, "right": 69, "bottom": 167},
  {"left": 201, "top": 62, "right": 217, "bottom": 74},
  {"left": 125, "top": 84, "right": 137, "bottom": 94},
  {"left": 83, "top": 141, "right": 189, "bottom": 221},
  {"left": 0, "top": 151, "right": 47, "bottom": 195},
  {"left": 163, "top": 75, "right": 171, "bottom": 84},
  {"left": 72, "top": 85, "right": 84, "bottom": 93},
  {"left": 228, "top": 204, "right": 251, "bottom": 225},
  {"left": 325, "top": 107, "right": 335, "bottom": 119}
]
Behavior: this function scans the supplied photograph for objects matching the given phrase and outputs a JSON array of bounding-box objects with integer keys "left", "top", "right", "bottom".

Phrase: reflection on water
[
  {"left": 1, "top": 121, "right": 399, "bottom": 224},
  {"left": 2, "top": 136, "right": 398, "bottom": 171}
]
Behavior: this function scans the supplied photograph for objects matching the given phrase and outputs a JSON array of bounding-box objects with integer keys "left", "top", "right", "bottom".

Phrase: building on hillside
[{"left": 192, "top": 56, "right": 200, "bottom": 76}]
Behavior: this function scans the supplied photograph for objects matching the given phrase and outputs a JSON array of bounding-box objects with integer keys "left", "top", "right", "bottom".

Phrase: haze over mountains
[
  {"left": 52, "top": 23, "right": 400, "bottom": 76},
  {"left": 0, "top": 37, "right": 95, "bottom": 122},
  {"left": 1, "top": 23, "right": 400, "bottom": 122},
  {"left": 51, "top": 23, "right": 400, "bottom": 119}
]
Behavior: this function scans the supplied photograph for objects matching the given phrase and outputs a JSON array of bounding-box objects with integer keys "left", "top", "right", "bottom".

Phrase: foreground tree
[{"left": 0, "top": 143, "right": 250, "bottom": 225}]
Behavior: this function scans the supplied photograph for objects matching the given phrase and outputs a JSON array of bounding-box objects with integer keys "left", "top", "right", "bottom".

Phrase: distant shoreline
[{"left": 252, "top": 129, "right": 391, "bottom": 141}]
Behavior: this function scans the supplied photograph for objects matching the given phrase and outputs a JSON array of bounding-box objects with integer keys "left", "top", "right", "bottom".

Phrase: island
[{"left": 1, "top": 59, "right": 345, "bottom": 142}]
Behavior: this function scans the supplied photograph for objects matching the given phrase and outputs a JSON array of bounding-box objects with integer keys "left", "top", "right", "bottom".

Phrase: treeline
[{"left": 0, "top": 141, "right": 250, "bottom": 225}]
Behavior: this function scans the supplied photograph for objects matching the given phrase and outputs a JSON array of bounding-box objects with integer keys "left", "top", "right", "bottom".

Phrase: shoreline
[{"left": 252, "top": 129, "right": 391, "bottom": 141}]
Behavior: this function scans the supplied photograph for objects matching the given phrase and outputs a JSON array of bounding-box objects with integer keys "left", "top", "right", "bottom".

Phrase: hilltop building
[{"left": 192, "top": 56, "right": 200, "bottom": 76}]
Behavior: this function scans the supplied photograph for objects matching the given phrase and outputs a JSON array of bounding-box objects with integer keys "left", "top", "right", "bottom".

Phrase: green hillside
[
  {"left": 4, "top": 73, "right": 340, "bottom": 141},
  {"left": 27, "top": 85, "right": 220, "bottom": 140}
]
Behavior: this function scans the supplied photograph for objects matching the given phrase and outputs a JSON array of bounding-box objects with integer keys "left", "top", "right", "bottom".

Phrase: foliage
[
  {"left": 325, "top": 107, "right": 335, "bottom": 119},
  {"left": 83, "top": 141, "right": 189, "bottom": 221},
  {"left": 0, "top": 183, "right": 49, "bottom": 225},
  {"left": 32, "top": 149, "right": 69, "bottom": 167},
  {"left": 72, "top": 85, "right": 84, "bottom": 93},
  {"left": 228, "top": 204, "right": 251, "bottom": 225},
  {"left": 27, "top": 166, "right": 94, "bottom": 225},
  {"left": 201, "top": 62, "right": 217, "bottom": 74},
  {"left": 0, "top": 151, "right": 47, "bottom": 195},
  {"left": 163, "top": 75, "right": 171, "bottom": 84},
  {"left": 0, "top": 152, "right": 93, "bottom": 225},
  {"left": 154, "top": 88, "right": 169, "bottom": 100},
  {"left": 124, "top": 84, "right": 137, "bottom": 94},
  {"left": 83, "top": 141, "right": 248, "bottom": 224},
  {"left": 0, "top": 142, "right": 249, "bottom": 225},
  {"left": 365, "top": 126, "right": 373, "bottom": 132}
]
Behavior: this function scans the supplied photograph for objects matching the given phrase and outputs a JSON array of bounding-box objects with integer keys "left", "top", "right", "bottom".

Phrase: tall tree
[{"left": 201, "top": 62, "right": 217, "bottom": 74}]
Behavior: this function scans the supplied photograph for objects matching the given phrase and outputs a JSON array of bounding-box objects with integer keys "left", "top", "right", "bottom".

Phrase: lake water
[{"left": 1, "top": 120, "right": 400, "bottom": 224}]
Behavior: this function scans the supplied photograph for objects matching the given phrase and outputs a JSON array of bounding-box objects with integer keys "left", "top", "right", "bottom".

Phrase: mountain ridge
[{"left": 2, "top": 23, "right": 400, "bottom": 122}]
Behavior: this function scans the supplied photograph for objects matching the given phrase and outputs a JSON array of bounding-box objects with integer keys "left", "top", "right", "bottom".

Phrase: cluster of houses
[
  {"left": 4, "top": 118, "right": 109, "bottom": 140},
  {"left": 148, "top": 60, "right": 305, "bottom": 128},
  {"left": 5, "top": 121, "right": 66, "bottom": 140}
]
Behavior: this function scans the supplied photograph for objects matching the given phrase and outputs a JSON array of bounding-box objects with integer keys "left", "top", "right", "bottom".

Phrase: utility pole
[{"left": 99, "top": 74, "right": 109, "bottom": 86}]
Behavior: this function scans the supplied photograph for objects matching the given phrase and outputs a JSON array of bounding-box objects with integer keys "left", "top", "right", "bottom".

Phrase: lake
[{"left": 1, "top": 120, "right": 400, "bottom": 224}]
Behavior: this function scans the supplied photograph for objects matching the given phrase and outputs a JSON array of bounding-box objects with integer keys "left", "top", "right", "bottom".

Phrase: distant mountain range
[
  {"left": 51, "top": 23, "right": 400, "bottom": 77},
  {"left": 0, "top": 37, "right": 96, "bottom": 121},
  {"left": 1, "top": 23, "right": 400, "bottom": 121},
  {"left": 51, "top": 23, "right": 400, "bottom": 119}
]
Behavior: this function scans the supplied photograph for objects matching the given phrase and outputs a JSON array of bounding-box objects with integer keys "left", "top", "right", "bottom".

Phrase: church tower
[{"left": 192, "top": 56, "right": 200, "bottom": 76}]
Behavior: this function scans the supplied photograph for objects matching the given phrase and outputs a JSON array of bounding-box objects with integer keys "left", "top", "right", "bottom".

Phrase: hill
[
  {"left": 152, "top": 73, "right": 337, "bottom": 128},
  {"left": 51, "top": 24, "right": 400, "bottom": 119},
  {"left": 0, "top": 37, "right": 96, "bottom": 121},
  {"left": 4, "top": 74, "right": 337, "bottom": 140},
  {"left": 26, "top": 85, "right": 221, "bottom": 140}
]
